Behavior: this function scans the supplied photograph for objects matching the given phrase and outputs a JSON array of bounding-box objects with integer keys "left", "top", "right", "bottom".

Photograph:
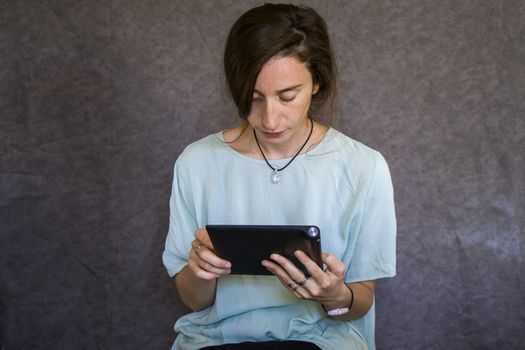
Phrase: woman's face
[{"left": 248, "top": 55, "right": 319, "bottom": 151}]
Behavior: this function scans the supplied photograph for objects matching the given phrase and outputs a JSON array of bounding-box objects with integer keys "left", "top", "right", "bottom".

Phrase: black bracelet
[
  {"left": 323, "top": 284, "right": 355, "bottom": 316},
  {"left": 346, "top": 284, "right": 354, "bottom": 309}
]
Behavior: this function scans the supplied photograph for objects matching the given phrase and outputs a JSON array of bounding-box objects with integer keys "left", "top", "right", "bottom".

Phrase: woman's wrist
[
  {"left": 322, "top": 283, "right": 354, "bottom": 314},
  {"left": 175, "top": 266, "right": 217, "bottom": 311}
]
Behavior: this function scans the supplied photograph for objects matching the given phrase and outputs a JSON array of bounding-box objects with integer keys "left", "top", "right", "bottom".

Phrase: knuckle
[
  {"left": 196, "top": 271, "right": 210, "bottom": 280},
  {"left": 310, "top": 287, "right": 321, "bottom": 297},
  {"left": 334, "top": 266, "right": 345, "bottom": 276},
  {"left": 200, "top": 261, "right": 212, "bottom": 271},
  {"left": 195, "top": 228, "right": 205, "bottom": 239},
  {"left": 188, "top": 261, "right": 201, "bottom": 275},
  {"left": 319, "top": 280, "right": 331, "bottom": 290}
]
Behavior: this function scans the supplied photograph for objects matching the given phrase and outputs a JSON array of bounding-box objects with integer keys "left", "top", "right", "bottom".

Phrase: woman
[{"left": 163, "top": 4, "right": 396, "bottom": 350}]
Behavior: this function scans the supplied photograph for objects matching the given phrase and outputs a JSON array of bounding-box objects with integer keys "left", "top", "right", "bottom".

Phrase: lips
[{"left": 261, "top": 131, "right": 284, "bottom": 139}]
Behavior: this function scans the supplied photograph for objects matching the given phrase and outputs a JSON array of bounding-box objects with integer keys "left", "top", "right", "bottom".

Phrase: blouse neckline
[{"left": 216, "top": 127, "right": 335, "bottom": 164}]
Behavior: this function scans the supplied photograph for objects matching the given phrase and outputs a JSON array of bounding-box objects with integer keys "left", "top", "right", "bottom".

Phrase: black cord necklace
[{"left": 253, "top": 118, "right": 314, "bottom": 184}]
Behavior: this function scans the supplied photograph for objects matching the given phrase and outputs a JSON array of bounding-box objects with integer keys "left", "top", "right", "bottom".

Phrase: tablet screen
[{"left": 206, "top": 225, "right": 322, "bottom": 275}]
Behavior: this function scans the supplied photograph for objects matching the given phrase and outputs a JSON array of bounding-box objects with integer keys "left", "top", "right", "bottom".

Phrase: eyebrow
[{"left": 254, "top": 84, "right": 303, "bottom": 95}]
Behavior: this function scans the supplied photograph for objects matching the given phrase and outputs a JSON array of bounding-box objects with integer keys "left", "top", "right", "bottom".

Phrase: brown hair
[{"left": 224, "top": 3, "right": 338, "bottom": 121}]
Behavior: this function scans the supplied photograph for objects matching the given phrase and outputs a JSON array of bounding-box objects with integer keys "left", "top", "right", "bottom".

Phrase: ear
[{"left": 312, "top": 83, "right": 320, "bottom": 95}]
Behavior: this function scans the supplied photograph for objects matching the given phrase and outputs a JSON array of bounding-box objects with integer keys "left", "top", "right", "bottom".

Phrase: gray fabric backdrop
[{"left": 1, "top": 0, "right": 524, "bottom": 349}]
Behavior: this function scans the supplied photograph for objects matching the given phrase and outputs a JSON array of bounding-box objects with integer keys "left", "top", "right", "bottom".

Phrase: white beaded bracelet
[{"left": 326, "top": 307, "right": 350, "bottom": 316}]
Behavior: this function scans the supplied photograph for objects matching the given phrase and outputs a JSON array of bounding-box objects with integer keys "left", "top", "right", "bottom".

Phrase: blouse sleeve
[
  {"left": 162, "top": 160, "right": 198, "bottom": 277},
  {"left": 345, "top": 152, "right": 397, "bottom": 282}
]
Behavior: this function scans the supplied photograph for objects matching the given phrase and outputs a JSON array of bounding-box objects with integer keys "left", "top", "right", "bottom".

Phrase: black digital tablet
[{"left": 206, "top": 225, "right": 322, "bottom": 275}]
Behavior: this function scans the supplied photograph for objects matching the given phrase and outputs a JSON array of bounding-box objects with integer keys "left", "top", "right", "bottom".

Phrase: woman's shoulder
[
  {"left": 318, "top": 128, "right": 390, "bottom": 183},
  {"left": 323, "top": 128, "right": 383, "bottom": 161},
  {"left": 176, "top": 132, "right": 224, "bottom": 164}
]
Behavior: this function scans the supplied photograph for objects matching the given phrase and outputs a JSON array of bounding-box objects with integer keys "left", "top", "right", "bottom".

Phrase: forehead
[{"left": 255, "top": 55, "right": 312, "bottom": 92}]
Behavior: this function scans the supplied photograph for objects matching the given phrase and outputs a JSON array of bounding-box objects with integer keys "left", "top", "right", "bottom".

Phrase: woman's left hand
[{"left": 261, "top": 251, "right": 350, "bottom": 307}]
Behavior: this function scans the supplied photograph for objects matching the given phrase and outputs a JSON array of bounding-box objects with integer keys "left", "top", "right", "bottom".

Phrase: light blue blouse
[{"left": 163, "top": 128, "right": 396, "bottom": 350}]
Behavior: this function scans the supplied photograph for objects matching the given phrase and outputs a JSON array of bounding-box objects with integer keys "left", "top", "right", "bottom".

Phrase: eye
[
  {"left": 252, "top": 95, "right": 264, "bottom": 102},
  {"left": 280, "top": 93, "right": 297, "bottom": 102}
]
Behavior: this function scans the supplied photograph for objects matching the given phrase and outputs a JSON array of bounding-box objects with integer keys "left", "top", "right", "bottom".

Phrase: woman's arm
[
  {"left": 175, "top": 266, "right": 218, "bottom": 312},
  {"left": 174, "top": 228, "right": 231, "bottom": 312}
]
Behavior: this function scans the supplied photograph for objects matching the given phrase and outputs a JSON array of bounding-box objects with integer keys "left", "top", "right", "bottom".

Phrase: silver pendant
[{"left": 271, "top": 170, "right": 280, "bottom": 184}]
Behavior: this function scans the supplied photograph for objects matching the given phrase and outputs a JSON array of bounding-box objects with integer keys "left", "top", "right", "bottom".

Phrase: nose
[{"left": 261, "top": 100, "right": 279, "bottom": 131}]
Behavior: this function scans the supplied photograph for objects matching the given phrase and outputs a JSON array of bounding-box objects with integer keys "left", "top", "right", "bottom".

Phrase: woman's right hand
[{"left": 188, "top": 228, "right": 232, "bottom": 279}]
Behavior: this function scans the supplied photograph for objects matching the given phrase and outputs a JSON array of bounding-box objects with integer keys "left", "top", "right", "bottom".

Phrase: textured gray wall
[{"left": 1, "top": 1, "right": 524, "bottom": 349}]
